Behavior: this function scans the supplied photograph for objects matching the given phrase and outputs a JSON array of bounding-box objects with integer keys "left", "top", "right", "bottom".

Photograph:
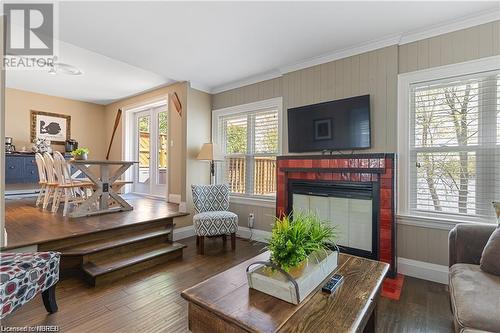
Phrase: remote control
[{"left": 322, "top": 274, "right": 343, "bottom": 294}]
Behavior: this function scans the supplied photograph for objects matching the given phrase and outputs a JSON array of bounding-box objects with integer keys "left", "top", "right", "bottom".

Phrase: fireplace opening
[{"left": 288, "top": 180, "right": 379, "bottom": 260}]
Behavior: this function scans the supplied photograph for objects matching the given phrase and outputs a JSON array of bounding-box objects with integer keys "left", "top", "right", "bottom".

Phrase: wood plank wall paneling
[
  {"left": 213, "top": 46, "right": 399, "bottom": 153},
  {"left": 211, "top": 20, "right": 500, "bottom": 267},
  {"left": 397, "top": 224, "right": 450, "bottom": 266},
  {"left": 282, "top": 46, "right": 398, "bottom": 153},
  {"left": 399, "top": 21, "right": 500, "bottom": 73},
  {"left": 229, "top": 203, "right": 275, "bottom": 231},
  {"left": 212, "top": 77, "right": 283, "bottom": 110}
]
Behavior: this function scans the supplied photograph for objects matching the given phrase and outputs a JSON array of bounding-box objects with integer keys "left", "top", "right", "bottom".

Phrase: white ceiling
[
  {"left": 6, "top": 40, "right": 172, "bottom": 104},
  {"left": 6, "top": 1, "right": 500, "bottom": 104}
]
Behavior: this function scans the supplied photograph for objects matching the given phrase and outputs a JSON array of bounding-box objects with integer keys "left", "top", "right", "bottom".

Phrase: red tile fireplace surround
[{"left": 276, "top": 153, "right": 396, "bottom": 277}]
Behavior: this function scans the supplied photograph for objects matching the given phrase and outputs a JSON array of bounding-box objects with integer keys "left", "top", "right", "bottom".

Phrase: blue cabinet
[
  {"left": 6, "top": 156, "right": 25, "bottom": 182},
  {"left": 5, "top": 154, "right": 40, "bottom": 184},
  {"left": 5, "top": 153, "right": 86, "bottom": 184}
]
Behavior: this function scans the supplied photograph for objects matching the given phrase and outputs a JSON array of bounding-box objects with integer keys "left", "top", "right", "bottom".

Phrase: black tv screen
[{"left": 288, "top": 95, "right": 371, "bottom": 152}]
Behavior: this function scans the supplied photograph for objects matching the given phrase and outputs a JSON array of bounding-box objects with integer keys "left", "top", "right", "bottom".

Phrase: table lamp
[{"left": 197, "top": 143, "right": 223, "bottom": 184}]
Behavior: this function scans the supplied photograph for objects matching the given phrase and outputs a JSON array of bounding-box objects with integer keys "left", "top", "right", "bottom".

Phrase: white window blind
[
  {"left": 409, "top": 70, "right": 500, "bottom": 222},
  {"left": 219, "top": 108, "right": 278, "bottom": 198}
]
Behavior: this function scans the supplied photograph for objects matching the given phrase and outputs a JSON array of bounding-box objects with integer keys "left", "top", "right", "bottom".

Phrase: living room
[{"left": 1, "top": 2, "right": 499, "bottom": 333}]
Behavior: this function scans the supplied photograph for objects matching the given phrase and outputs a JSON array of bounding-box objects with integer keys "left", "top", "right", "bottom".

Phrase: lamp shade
[{"left": 196, "top": 143, "right": 223, "bottom": 161}]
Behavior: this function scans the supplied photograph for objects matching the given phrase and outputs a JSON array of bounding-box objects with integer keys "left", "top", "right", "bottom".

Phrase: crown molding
[
  {"left": 211, "top": 9, "right": 500, "bottom": 95},
  {"left": 210, "top": 69, "right": 282, "bottom": 95},
  {"left": 279, "top": 33, "right": 402, "bottom": 75},
  {"left": 189, "top": 81, "right": 212, "bottom": 94},
  {"left": 399, "top": 8, "right": 500, "bottom": 45}
]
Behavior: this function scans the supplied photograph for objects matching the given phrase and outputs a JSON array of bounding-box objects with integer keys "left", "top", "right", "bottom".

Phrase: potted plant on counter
[
  {"left": 247, "top": 211, "right": 339, "bottom": 304},
  {"left": 71, "top": 147, "right": 89, "bottom": 160}
]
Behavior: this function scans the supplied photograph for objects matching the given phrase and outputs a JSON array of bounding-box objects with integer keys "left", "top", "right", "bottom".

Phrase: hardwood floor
[
  {"left": 2, "top": 237, "right": 454, "bottom": 332},
  {"left": 378, "top": 276, "right": 454, "bottom": 333},
  {"left": 3, "top": 194, "right": 187, "bottom": 250}
]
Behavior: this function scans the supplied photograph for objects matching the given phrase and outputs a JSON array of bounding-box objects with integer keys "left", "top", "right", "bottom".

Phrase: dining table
[{"left": 67, "top": 159, "right": 137, "bottom": 218}]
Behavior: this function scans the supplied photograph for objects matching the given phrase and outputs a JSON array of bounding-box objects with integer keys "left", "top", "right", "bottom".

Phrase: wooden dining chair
[
  {"left": 42, "top": 152, "right": 59, "bottom": 210},
  {"left": 51, "top": 151, "right": 94, "bottom": 216},
  {"left": 34, "top": 153, "right": 48, "bottom": 207}
]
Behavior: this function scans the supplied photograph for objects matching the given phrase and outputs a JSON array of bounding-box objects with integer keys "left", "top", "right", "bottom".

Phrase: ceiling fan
[{"left": 48, "top": 56, "right": 83, "bottom": 75}]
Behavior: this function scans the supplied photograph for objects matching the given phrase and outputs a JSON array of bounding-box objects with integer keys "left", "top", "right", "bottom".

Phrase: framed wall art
[{"left": 30, "top": 110, "right": 71, "bottom": 145}]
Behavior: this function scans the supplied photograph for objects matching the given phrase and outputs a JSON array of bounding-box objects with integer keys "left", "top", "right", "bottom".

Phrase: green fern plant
[
  {"left": 267, "top": 211, "right": 338, "bottom": 273},
  {"left": 70, "top": 147, "right": 89, "bottom": 157}
]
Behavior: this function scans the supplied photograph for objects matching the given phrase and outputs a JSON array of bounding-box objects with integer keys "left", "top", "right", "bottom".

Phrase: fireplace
[
  {"left": 288, "top": 180, "right": 379, "bottom": 260},
  {"left": 276, "top": 153, "right": 396, "bottom": 277}
]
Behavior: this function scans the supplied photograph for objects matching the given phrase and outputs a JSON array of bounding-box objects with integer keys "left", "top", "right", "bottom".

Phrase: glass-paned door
[{"left": 133, "top": 104, "right": 168, "bottom": 196}]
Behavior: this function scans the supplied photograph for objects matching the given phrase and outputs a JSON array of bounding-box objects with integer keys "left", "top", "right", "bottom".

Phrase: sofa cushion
[
  {"left": 449, "top": 264, "right": 500, "bottom": 333},
  {"left": 480, "top": 227, "right": 500, "bottom": 276}
]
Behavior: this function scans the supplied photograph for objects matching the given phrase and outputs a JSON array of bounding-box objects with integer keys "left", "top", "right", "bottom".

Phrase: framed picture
[
  {"left": 31, "top": 110, "right": 71, "bottom": 145},
  {"left": 314, "top": 118, "right": 332, "bottom": 141}
]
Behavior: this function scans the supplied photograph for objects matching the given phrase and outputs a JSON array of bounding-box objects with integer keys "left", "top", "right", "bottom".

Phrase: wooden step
[
  {"left": 59, "top": 228, "right": 172, "bottom": 256},
  {"left": 82, "top": 242, "right": 186, "bottom": 286},
  {"left": 39, "top": 218, "right": 173, "bottom": 251}
]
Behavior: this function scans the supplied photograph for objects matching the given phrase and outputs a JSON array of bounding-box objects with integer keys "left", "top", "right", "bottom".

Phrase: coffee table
[{"left": 181, "top": 252, "right": 389, "bottom": 333}]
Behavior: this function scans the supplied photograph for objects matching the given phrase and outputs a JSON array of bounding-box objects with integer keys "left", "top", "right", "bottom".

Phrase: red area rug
[{"left": 381, "top": 273, "right": 404, "bottom": 301}]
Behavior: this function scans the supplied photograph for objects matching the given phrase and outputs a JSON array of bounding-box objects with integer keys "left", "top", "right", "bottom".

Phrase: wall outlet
[{"left": 248, "top": 213, "right": 255, "bottom": 228}]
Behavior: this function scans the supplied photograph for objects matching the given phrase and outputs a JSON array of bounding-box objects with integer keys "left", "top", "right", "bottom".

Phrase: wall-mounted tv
[{"left": 288, "top": 95, "right": 371, "bottom": 152}]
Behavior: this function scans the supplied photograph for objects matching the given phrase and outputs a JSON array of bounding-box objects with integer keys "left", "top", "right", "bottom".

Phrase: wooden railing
[
  {"left": 226, "top": 157, "right": 246, "bottom": 194},
  {"left": 226, "top": 157, "right": 276, "bottom": 195},
  {"left": 254, "top": 157, "right": 277, "bottom": 195}
]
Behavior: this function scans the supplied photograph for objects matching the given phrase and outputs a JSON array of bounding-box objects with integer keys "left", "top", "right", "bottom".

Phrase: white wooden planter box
[{"left": 247, "top": 250, "right": 338, "bottom": 305}]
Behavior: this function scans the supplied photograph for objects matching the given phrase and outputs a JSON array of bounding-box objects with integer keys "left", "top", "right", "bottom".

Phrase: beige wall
[
  {"left": 211, "top": 20, "right": 500, "bottom": 266},
  {"left": 104, "top": 82, "right": 188, "bottom": 199},
  {"left": 177, "top": 87, "right": 212, "bottom": 227},
  {"left": 5, "top": 88, "right": 107, "bottom": 158},
  {"left": 104, "top": 83, "right": 212, "bottom": 228}
]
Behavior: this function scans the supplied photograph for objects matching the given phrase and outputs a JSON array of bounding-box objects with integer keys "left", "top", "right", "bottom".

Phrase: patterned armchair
[
  {"left": 0, "top": 252, "right": 60, "bottom": 319},
  {"left": 191, "top": 184, "right": 238, "bottom": 254}
]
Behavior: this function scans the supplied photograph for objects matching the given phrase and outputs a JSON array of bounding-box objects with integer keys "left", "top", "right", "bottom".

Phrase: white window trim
[
  {"left": 397, "top": 55, "right": 500, "bottom": 227},
  {"left": 212, "top": 97, "right": 283, "bottom": 203}
]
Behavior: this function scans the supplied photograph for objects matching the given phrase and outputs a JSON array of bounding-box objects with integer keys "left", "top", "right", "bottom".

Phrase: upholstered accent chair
[
  {"left": 0, "top": 252, "right": 60, "bottom": 319},
  {"left": 191, "top": 184, "right": 238, "bottom": 255}
]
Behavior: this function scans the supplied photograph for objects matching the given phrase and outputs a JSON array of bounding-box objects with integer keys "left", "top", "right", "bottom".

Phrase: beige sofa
[{"left": 449, "top": 224, "right": 500, "bottom": 333}]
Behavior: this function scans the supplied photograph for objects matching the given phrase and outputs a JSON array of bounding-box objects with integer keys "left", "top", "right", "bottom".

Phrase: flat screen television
[{"left": 288, "top": 95, "right": 371, "bottom": 152}]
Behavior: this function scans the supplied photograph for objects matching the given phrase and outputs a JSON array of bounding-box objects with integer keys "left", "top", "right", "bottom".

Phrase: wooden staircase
[{"left": 38, "top": 218, "right": 185, "bottom": 286}]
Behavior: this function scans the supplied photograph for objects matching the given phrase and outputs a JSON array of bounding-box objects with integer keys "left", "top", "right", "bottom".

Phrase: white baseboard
[
  {"left": 173, "top": 225, "right": 195, "bottom": 241},
  {"left": 169, "top": 194, "right": 182, "bottom": 204},
  {"left": 173, "top": 225, "right": 272, "bottom": 243},
  {"left": 237, "top": 227, "right": 271, "bottom": 243},
  {"left": 398, "top": 257, "right": 449, "bottom": 285}
]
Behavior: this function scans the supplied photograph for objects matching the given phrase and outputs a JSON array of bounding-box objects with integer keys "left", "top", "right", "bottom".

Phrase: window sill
[
  {"left": 397, "top": 213, "right": 496, "bottom": 231},
  {"left": 229, "top": 195, "right": 276, "bottom": 208}
]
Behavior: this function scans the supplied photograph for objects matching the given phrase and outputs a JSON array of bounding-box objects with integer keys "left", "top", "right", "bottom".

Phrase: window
[
  {"left": 400, "top": 63, "right": 500, "bottom": 223},
  {"left": 213, "top": 98, "right": 282, "bottom": 199}
]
